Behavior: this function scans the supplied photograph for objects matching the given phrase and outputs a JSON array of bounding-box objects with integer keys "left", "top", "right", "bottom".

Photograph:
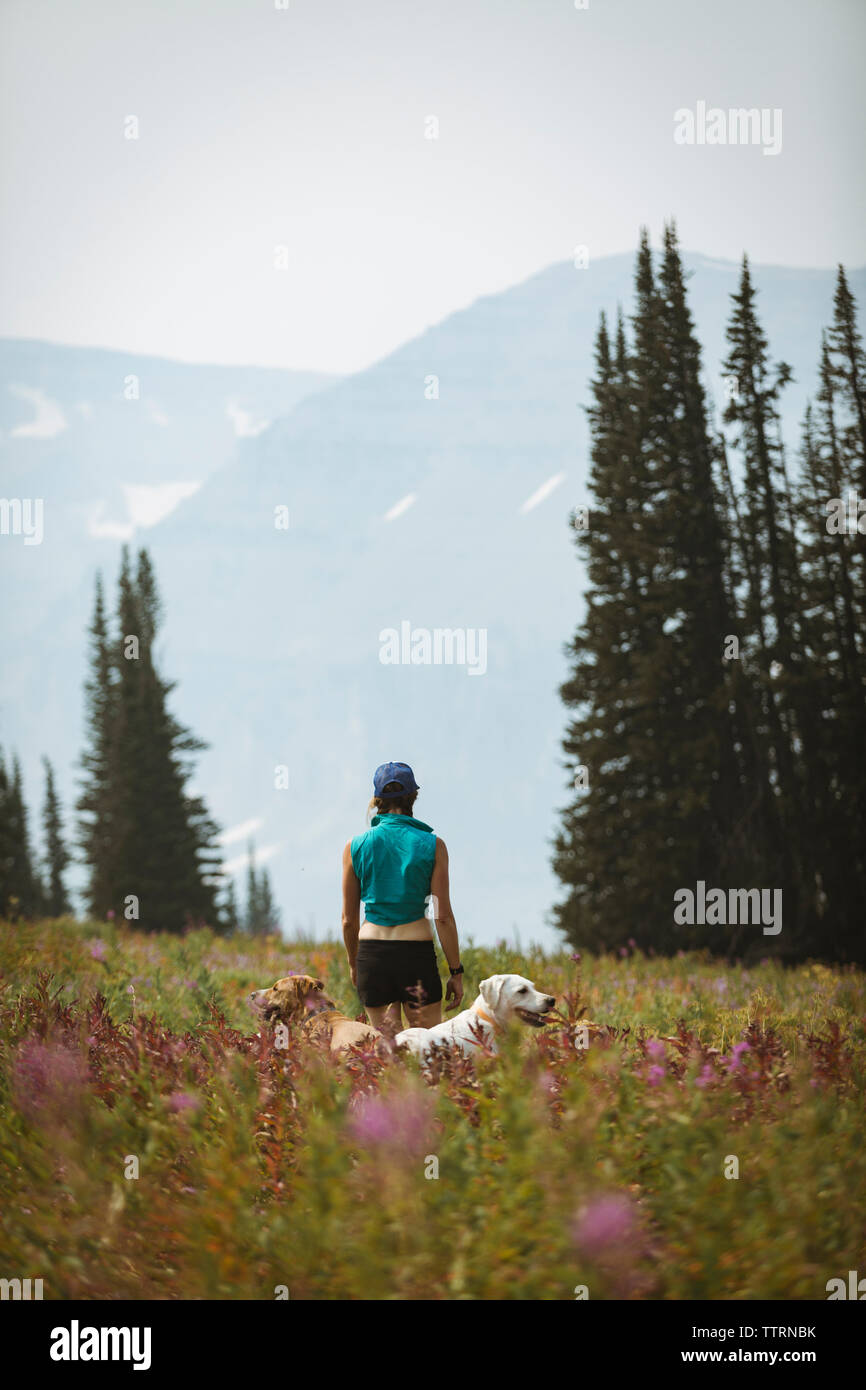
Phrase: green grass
[{"left": 0, "top": 917, "right": 863, "bottom": 1300}]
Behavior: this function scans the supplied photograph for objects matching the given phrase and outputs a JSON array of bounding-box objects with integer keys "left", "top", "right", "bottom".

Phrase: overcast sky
[{"left": 2, "top": 0, "right": 864, "bottom": 374}]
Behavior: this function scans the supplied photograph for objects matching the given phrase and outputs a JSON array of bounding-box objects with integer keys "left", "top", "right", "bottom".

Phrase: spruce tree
[
  {"left": 792, "top": 273, "right": 866, "bottom": 960},
  {"left": 77, "top": 573, "right": 119, "bottom": 918},
  {"left": 0, "top": 753, "right": 42, "bottom": 918},
  {"left": 721, "top": 255, "right": 812, "bottom": 948},
  {"left": 77, "top": 547, "right": 223, "bottom": 931},
  {"left": 41, "top": 757, "right": 71, "bottom": 917},
  {"left": 241, "top": 844, "right": 281, "bottom": 935},
  {"left": 555, "top": 225, "right": 753, "bottom": 953},
  {"left": 0, "top": 752, "right": 12, "bottom": 914},
  {"left": 827, "top": 265, "right": 866, "bottom": 612},
  {"left": 221, "top": 878, "right": 241, "bottom": 935},
  {"left": 258, "top": 867, "right": 280, "bottom": 935}
]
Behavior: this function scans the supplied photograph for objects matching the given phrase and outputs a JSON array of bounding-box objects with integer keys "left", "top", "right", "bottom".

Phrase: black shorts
[{"left": 356, "top": 939, "right": 443, "bottom": 1010}]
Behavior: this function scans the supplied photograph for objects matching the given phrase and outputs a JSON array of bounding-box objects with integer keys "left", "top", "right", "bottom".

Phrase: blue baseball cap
[{"left": 373, "top": 762, "right": 419, "bottom": 798}]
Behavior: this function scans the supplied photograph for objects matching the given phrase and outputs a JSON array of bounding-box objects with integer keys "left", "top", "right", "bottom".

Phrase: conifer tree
[
  {"left": 827, "top": 265, "right": 866, "bottom": 609},
  {"left": 0, "top": 753, "right": 42, "bottom": 917},
  {"left": 555, "top": 225, "right": 753, "bottom": 953},
  {"left": 792, "top": 274, "right": 866, "bottom": 960},
  {"left": 721, "top": 255, "right": 813, "bottom": 945},
  {"left": 0, "top": 752, "right": 12, "bottom": 913},
  {"left": 257, "top": 867, "right": 280, "bottom": 935},
  {"left": 77, "top": 547, "right": 222, "bottom": 931},
  {"left": 77, "top": 573, "right": 119, "bottom": 917},
  {"left": 244, "top": 841, "right": 262, "bottom": 934},
  {"left": 556, "top": 233, "right": 866, "bottom": 964},
  {"left": 41, "top": 757, "right": 70, "bottom": 916},
  {"left": 242, "top": 844, "right": 281, "bottom": 935},
  {"left": 221, "top": 878, "right": 241, "bottom": 935}
]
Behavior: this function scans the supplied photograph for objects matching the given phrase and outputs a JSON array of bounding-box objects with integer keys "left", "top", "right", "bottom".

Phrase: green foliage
[{"left": 0, "top": 918, "right": 863, "bottom": 1300}]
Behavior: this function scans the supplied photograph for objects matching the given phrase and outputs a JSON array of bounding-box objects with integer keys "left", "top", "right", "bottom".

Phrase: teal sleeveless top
[{"left": 350, "top": 813, "right": 437, "bottom": 927}]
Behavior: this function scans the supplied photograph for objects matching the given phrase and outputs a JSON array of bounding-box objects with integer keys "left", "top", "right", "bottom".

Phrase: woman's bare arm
[
  {"left": 342, "top": 841, "right": 361, "bottom": 985},
  {"left": 431, "top": 837, "right": 464, "bottom": 1008}
]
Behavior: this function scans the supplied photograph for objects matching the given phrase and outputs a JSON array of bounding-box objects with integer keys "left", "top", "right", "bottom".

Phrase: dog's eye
[{"left": 518, "top": 985, "right": 528, "bottom": 993}]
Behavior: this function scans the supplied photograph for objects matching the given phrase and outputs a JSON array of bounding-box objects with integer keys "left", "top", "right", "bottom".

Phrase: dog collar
[
  {"left": 301, "top": 1008, "right": 340, "bottom": 1029},
  {"left": 473, "top": 1006, "right": 498, "bottom": 1029}
]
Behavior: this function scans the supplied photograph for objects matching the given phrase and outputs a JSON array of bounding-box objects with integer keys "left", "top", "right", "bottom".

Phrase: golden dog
[{"left": 249, "top": 974, "right": 386, "bottom": 1055}]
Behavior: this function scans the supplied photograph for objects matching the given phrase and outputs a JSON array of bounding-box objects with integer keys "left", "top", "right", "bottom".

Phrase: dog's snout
[{"left": 545, "top": 996, "right": 555, "bottom": 1009}]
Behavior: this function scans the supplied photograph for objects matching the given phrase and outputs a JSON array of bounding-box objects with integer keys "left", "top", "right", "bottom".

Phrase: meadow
[{"left": 0, "top": 918, "right": 864, "bottom": 1301}]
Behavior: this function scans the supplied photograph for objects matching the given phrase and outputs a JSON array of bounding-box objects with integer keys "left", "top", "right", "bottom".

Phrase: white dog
[{"left": 395, "top": 973, "right": 555, "bottom": 1060}]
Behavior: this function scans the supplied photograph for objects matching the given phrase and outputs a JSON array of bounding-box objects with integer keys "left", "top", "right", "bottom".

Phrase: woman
[{"left": 342, "top": 761, "right": 464, "bottom": 1038}]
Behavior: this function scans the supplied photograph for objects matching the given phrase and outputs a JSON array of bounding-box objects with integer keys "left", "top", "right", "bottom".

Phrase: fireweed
[{"left": 0, "top": 920, "right": 863, "bottom": 1299}]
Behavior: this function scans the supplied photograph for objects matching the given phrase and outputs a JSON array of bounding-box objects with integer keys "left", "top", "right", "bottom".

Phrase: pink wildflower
[
  {"left": 348, "top": 1088, "right": 433, "bottom": 1156},
  {"left": 573, "top": 1195, "right": 636, "bottom": 1255},
  {"left": 12, "top": 1038, "right": 86, "bottom": 1119},
  {"left": 167, "top": 1091, "right": 199, "bottom": 1113}
]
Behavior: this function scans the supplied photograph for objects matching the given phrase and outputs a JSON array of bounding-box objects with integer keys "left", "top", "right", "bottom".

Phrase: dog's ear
[
  {"left": 480, "top": 975, "right": 506, "bottom": 1014},
  {"left": 277, "top": 977, "right": 306, "bottom": 1012}
]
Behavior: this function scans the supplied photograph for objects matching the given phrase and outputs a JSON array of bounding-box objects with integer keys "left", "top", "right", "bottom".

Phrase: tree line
[
  {"left": 1, "top": 546, "right": 280, "bottom": 935},
  {"left": 0, "top": 752, "right": 70, "bottom": 918},
  {"left": 555, "top": 225, "right": 865, "bottom": 963}
]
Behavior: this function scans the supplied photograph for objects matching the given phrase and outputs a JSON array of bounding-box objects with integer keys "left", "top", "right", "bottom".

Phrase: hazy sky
[{"left": 2, "top": 0, "right": 864, "bottom": 373}]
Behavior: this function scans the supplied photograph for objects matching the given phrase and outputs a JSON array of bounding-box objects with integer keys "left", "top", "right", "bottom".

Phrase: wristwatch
[{"left": 449, "top": 963, "right": 464, "bottom": 976}]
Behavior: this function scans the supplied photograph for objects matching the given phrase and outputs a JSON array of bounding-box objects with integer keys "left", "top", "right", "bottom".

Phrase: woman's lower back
[{"left": 359, "top": 917, "right": 432, "bottom": 941}]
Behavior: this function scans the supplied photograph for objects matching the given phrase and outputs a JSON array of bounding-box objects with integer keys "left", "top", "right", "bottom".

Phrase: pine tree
[
  {"left": 77, "top": 547, "right": 223, "bottom": 931},
  {"left": 258, "top": 867, "right": 280, "bottom": 935},
  {"left": 220, "top": 878, "right": 241, "bottom": 935},
  {"left": 557, "top": 235, "right": 866, "bottom": 964},
  {"left": 555, "top": 225, "right": 753, "bottom": 954},
  {"left": 244, "top": 841, "right": 262, "bottom": 933},
  {"left": 41, "top": 757, "right": 71, "bottom": 916},
  {"left": 0, "top": 753, "right": 42, "bottom": 918},
  {"left": 791, "top": 271, "right": 866, "bottom": 960},
  {"left": 77, "top": 573, "right": 119, "bottom": 918},
  {"left": 827, "top": 264, "right": 866, "bottom": 609},
  {"left": 241, "top": 844, "right": 281, "bottom": 935},
  {"left": 0, "top": 752, "right": 12, "bottom": 912},
  {"left": 721, "top": 255, "right": 815, "bottom": 950}
]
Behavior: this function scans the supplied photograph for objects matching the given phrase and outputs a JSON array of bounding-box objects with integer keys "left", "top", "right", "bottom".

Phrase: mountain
[
  {"left": 0, "top": 338, "right": 333, "bottom": 514},
  {"left": 3, "top": 253, "right": 862, "bottom": 949},
  {"left": 0, "top": 338, "right": 333, "bottom": 789}
]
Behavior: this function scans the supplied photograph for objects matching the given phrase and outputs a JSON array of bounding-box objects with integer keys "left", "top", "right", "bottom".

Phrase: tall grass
[{"left": 0, "top": 918, "right": 863, "bottom": 1299}]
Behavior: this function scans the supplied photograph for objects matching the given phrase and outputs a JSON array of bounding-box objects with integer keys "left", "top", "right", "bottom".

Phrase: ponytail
[{"left": 366, "top": 790, "right": 418, "bottom": 824}]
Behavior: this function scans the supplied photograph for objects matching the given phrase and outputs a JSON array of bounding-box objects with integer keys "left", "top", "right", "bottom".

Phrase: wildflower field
[{"left": 1, "top": 919, "right": 864, "bottom": 1301}]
